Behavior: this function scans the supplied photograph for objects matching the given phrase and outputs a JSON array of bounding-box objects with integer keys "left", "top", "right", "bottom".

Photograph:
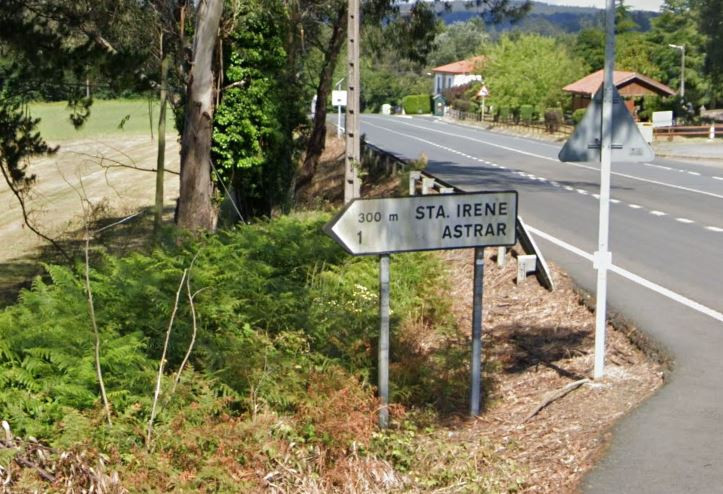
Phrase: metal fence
[
  {"left": 654, "top": 124, "right": 722, "bottom": 139},
  {"left": 446, "top": 108, "right": 574, "bottom": 138}
]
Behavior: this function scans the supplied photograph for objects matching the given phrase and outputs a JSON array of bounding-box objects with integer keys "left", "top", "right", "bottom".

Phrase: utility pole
[
  {"left": 345, "top": 0, "right": 361, "bottom": 203},
  {"left": 593, "top": 0, "right": 616, "bottom": 379}
]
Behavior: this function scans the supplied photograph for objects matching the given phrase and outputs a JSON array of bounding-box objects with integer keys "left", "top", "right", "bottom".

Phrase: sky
[
  {"left": 412, "top": 0, "right": 664, "bottom": 13},
  {"left": 540, "top": 0, "right": 663, "bottom": 11}
]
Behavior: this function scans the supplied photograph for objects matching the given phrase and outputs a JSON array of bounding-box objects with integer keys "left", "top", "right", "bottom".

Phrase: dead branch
[
  {"left": 84, "top": 210, "right": 113, "bottom": 427},
  {"left": 146, "top": 268, "right": 188, "bottom": 449},
  {"left": 170, "top": 251, "right": 203, "bottom": 394},
  {"left": 67, "top": 150, "right": 179, "bottom": 175},
  {"left": 523, "top": 378, "right": 590, "bottom": 423}
]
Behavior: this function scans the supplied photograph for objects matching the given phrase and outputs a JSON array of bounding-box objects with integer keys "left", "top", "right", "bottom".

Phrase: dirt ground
[
  {"left": 438, "top": 249, "right": 664, "bottom": 493},
  {"left": 0, "top": 135, "right": 180, "bottom": 303}
]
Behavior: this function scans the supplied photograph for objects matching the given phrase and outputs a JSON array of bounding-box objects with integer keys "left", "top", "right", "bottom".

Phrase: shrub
[
  {"left": 402, "top": 94, "right": 432, "bottom": 114},
  {"left": 519, "top": 104, "right": 534, "bottom": 123},
  {"left": 544, "top": 107, "right": 563, "bottom": 132},
  {"left": 572, "top": 108, "right": 586, "bottom": 124},
  {"left": 497, "top": 105, "right": 511, "bottom": 122}
]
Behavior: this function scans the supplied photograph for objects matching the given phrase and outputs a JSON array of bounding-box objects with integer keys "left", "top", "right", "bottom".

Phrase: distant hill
[{"left": 398, "top": 1, "right": 657, "bottom": 34}]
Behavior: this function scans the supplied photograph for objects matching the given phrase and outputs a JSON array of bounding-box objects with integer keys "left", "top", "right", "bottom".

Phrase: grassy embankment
[{"left": 0, "top": 105, "right": 522, "bottom": 492}]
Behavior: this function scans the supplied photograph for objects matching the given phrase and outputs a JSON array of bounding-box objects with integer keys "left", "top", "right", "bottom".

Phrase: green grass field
[{"left": 29, "top": 99, "right": 172, "bottom": 142}]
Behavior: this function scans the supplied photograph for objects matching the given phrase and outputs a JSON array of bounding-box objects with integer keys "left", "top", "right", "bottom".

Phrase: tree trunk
[
  {"left": 295, "top": 5, "right": 346, "bottom": 198},
  {"left": 176, "top": 0, "right": 224, "bottom": 232},
  {"left": 154, "top": 39, "right": 169, "bottom": 236}
]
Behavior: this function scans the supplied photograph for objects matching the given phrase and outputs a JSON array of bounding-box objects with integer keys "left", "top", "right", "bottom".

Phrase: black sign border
[{"left": 323, "top": 190, "right": 519, "bottom": 256}]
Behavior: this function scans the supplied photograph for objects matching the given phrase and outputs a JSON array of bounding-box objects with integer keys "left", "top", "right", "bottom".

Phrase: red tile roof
[
  {"left": 563, "top": 69, "right": 675, "bottom": 97},
  {"left": 432, "top": 56, "right": 485, "bottom": 74}
]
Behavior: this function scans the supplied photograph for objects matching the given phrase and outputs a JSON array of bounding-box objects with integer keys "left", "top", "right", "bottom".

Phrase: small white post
[
  {"left": 709, "top": 124, "right": 715, "bottom": 141},
  {"left": 497, "top": 246, "right": 506, "bottom": 267}
]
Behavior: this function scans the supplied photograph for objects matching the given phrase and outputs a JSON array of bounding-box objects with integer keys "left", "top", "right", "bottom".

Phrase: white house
[{"left": 431, "top": 56, "right": 485, "bottom": 95}]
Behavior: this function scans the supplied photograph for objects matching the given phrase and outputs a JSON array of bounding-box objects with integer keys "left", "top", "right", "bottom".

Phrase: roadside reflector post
[
  {"left": 378, "top": 254, "right": 391, "bottom": 428},
  {"left": 409, "top": 171, "right": 421, "bottom": 196},
  {"left": 470, "top": 247, "right": 485, "bottom": 416},
  {"left": 497, "top": 246, "right": 506, "bottom": 267},
  {"left": 517, "top": 255, "right": 537, "bottom": 284}
]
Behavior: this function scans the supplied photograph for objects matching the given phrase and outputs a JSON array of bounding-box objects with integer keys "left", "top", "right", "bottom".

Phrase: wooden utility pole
[{"left": 345, "top": 0, "right": 361, "bottom": 203}]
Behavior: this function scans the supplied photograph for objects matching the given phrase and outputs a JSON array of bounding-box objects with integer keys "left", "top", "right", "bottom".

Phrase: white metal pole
[
  {"left": 594, "top": 0, "right": 616, "bottom": 380},
  {"left": 337, "top": 105, "right": 342, "bottom": 138}
]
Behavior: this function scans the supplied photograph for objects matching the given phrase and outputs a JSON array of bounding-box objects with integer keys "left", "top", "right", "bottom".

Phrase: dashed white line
[
  {"left": 688, "top": 171, "right": 701, "bottom": 176},
  {"left": 576, "top": 189, "right": 588, "bottom": 195},
  {"left": 369, "top": 119, "right": 723, "bottom": 200},
  {"left": 676, "top": 218, "right": 695, "bottom": 224},
  {"left": 564, "top": 186, "right": 574, "bottom": 191},
  {"left": 706, "top": 226, "right": 723, "bottom": 232},
  {"left": 610, "top": 199, "right": 621, "bottom": 204},
  {"left": 629, "top": 204, "right": 642, "bottom": 209},
  {"left": 714, "top": 176, "right": 723, "bottom": 181},
  {"left": 650, "top": 210, "right": 667, "bottom": 216}
]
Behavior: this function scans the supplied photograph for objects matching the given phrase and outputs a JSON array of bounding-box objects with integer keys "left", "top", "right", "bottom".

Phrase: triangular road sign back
[{"left": 559, "top": 86, "right": 655, "bottom": 162}]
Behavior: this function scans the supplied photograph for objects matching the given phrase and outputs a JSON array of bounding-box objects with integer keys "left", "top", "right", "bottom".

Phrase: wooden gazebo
[{"left": 563, "top": 70, "right": 675, "bottom": 114}]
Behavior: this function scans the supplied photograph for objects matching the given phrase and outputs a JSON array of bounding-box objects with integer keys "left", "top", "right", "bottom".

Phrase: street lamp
[{"left": 668, "top": 44, "right": 685, "bottom": 99}]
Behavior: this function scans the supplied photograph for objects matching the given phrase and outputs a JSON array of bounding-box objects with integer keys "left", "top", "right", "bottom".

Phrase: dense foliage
[
  {"left": 484, "top": 33, "right": 586, "bottom": 111},
  {"left": 0, "top": 212, "right": 461, "bottom": 446},
  {"left": 212, "top": 0, "right": 306, "bottom": 218}
]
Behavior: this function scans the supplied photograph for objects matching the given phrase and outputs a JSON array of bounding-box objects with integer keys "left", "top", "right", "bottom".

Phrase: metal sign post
[
  {"left": 469, "top": 247, "right": 485, "bottom": 415},
  {"left": 378, "top": 254, "right": 390, "bottom": 427},
  {"left": 325, "top": 192, "right": 518, "bottom": 425},
  {"left": 593, "top": 0, "right": 616, "bottom": 380}
]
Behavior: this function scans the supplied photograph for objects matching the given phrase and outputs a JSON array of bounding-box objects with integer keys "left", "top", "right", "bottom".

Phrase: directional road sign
[
  {"left": 324, "top": 192, "right": 518, "bottom": 255},
  {"left": 559, "top": 85, "right": 654, "bottom": 163}
]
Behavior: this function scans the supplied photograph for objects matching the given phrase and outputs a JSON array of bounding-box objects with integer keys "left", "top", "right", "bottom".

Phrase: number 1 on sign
[{"left": 357, "top": 231, "right": 362, "bottom": 244}]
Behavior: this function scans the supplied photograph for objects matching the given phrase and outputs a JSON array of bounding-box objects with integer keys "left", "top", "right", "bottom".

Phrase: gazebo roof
[
  {"left": 431, "top": 56, "right": 485, "bottom": 75},
  {"left": 563, "top": 70, "right": 675, "bottom": 97}
]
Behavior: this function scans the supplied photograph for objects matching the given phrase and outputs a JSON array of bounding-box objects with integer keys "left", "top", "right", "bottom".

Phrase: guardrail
[
  {"left": 654, "top": 124, "right": 722, "bottom": 139},
  {"left": 408, "top": 171, "right": 555, "bottom": 290}
]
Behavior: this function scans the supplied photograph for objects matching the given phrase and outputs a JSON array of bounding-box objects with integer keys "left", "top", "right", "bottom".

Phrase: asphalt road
[{"left": 358, "top": 114, "right": 723, "bottom": 493}]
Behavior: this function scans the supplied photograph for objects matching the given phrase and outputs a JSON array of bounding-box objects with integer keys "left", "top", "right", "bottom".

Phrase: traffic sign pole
[
  {"left": 594, "top": 0, "right": 616, "bottom": 380},
  {"left": 470, "top": 247, "right": 485, "bottom": 416},
  {"left": 378, "top": 254, "right": 390, "bottom": 428}
]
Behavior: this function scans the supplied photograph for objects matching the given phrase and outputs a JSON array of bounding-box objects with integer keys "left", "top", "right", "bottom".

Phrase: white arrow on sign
[{"left": 324, "top": 192, "right": 518, "bottom": 255}]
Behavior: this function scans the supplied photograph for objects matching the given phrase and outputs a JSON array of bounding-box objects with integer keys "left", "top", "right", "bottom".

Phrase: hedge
[{"left": 402, "top": 94, "right": 432, "bottom": 115}]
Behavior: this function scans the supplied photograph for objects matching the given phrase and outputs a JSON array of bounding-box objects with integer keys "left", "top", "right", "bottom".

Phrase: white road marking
[
  {"left": 369, "top": 119, "right": 723, "bottom": 200},
  {"left": 650, "top": 210, "right": 667, "bottom": 216},
  {"left": 610, "top": 199, "right": 621, "bottom": 204},
  {"left": 688, "top": 171, "right": 701, "bottom": 176},
  {"left": 676, "top": 218, "right": 695, "bottom": 224},
  {"left": 714, "top": 177, "right": 723, "bottom": 181},
  {"left": 629, "top": 204, "right": 642, "bottom": 209},
  {"left": 564, "top": 186, "right": 574, "bottom": 191},
  {"left": 526, "top": 225, "right": 723, "bottom": 324},
  {"left": 706, "top": 226, "right": 723, "bottom": 232},
  {"left": 577, "top": 189, "right": 588, "bottom": 195}
]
